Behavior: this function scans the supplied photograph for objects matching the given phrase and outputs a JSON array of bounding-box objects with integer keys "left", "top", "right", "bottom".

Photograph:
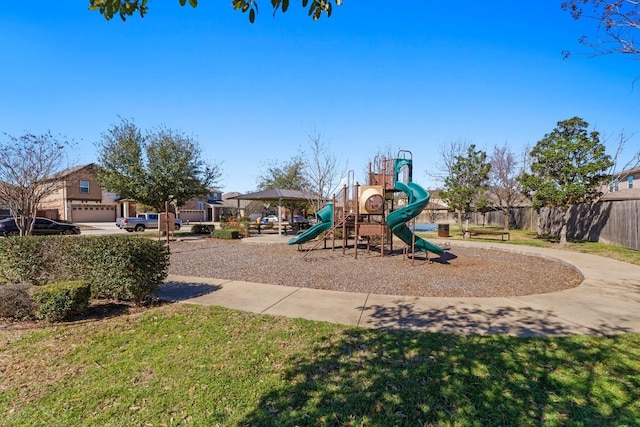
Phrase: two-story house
[
  {"left": 178, "top": 189, "right": 225, "bottom": 222},
  {"left": 603, "top": 166, "right": 640, "bottom": 201},
  {"left": 38, "top": 163, "right": 118, "bottom": 222}
]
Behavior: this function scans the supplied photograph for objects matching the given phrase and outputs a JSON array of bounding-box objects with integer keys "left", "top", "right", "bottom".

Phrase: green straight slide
[
  {"left": 288, "top": 203, "right": 334, "bottom": 245},
  {"left": 387, "top": 181, "right": 444, "bottom": 254}
]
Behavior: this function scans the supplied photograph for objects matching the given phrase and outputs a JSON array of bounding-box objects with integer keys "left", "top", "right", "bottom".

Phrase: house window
[
  {"left": 609, "top": 179, "right": 619, "bottom": 192},
  {"left": 198, "top": 202, "right": 204, "bottom": 210},
  {"left": 79, "top": 180, "right": 90, "bottom": 194},
  {"left": 628, "top": 176, "right": 634, "bottom": 189}
]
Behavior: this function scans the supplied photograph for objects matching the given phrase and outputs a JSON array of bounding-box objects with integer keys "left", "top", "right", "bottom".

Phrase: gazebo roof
[{"left": 228, "top": 189, "right": 317, "bottom": 202}]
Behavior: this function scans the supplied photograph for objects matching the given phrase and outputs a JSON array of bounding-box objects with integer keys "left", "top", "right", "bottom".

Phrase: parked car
[
  {"left": 0, "top": 217, "right": 81, "bottom": 236},
  {"left": 292, "top": 215, "right": 310, "bottom": 229},
  {"left": 261, "top": 215, "right": 279, "bottom": 224}
]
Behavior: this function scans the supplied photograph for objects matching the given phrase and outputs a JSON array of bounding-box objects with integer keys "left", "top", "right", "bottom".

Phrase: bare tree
[
  {"left": 431, "top": 138, "right": 473, "bottom": 184},
  {"left": 601, "top": 130, "right": 640, "bottom": 196},
  {"left": 304, "top": 128, "right": 347, "bottom": 211},
  {"left": 487, "top": 144, "right": 525, "bottom": 231},
  {"left": 562, "top": 0, "right": 640, "bottom": 57},
  {"left": 609, "top": 130, "right": 640, "bottom": 172},
  {"left": 0, "top": 132, "right": 73, "bottom": 235}
]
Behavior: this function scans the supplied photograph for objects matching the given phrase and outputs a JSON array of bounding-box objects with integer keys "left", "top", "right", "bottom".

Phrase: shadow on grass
[{"left": 240, "top": 324, "right": 640, "bottom": 425}]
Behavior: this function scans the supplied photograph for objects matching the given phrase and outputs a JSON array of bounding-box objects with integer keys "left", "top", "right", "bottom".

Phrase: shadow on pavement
[
  {"left": 360, "top": 299, "right": 633, "bottom": 337},
  {"left": 156, "top": 281, "right": 222, "bottom": 302}
]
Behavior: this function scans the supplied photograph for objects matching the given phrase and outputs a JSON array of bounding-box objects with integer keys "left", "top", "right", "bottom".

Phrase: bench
[{"left": 462, "top": 229, "right": 510, "bottom": 241}]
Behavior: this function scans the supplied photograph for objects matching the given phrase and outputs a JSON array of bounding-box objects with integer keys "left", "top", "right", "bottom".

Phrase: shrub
[
  {"left": 191, "top": 224, "right": 215, "bottom": 234},
  {"left": 0, "top": 283, "right": 35, "bottom": 319},
  {"left": 0, "top": 236, "right": 170, "bottom": 305},
  {"left": 0, "top": 237, "right": 63, "bottom": 285},
  {"left": 212, "top": 229, "right": 240, "bottom": 239},
  {"left": 220, "top": 220, "right": 237, "bottom": 229},
  {"left": 30, "top": 281, "right": 90, "bottom": 322},
  {"left": 73, "top": 236, "right": 170, "bottom": 304}
]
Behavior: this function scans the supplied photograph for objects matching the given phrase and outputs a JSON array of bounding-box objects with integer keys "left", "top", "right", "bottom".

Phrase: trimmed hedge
[
  {"left": 74, "top": 236, "right": 170, "bottom": 304},
  {"left": 0, "top": 237, "right": 75, "bottom": 285},
  {"left": 211, "top": 229, "right": 240, "bottom": 239},
  {"left": 0, "top": 283, "right": 35, "bottom": 319},
  {"left": 0, "top": 236, "right": 170, "bottom": 305},
  {"left": 30, "top": 281, "right": 90, "bottom": 322},
  {"left": 191, "top": 224, "right": 215, "bottom": 234}
]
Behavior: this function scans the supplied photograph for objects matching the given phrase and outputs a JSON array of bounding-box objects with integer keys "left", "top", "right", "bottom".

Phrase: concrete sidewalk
[{"left": 159, "top": 242, "right": 640, "bottom": 337}]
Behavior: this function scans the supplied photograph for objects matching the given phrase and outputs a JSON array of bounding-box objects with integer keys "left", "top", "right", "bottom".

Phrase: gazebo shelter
[{"left": 228, "top": 189, "right": 318, "bottom": 235}]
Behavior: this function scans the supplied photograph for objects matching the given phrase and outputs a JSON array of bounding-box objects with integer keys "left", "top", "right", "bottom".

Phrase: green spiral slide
[
  {"left": 288, "top": 203, "right": 334, "bottom": 245},
  {"left": 387, "top": 181, "right": 444, "bottom": 254}
]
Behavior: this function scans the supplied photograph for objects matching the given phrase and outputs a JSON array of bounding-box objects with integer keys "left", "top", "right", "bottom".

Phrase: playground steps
[{"left": 300, "top": 212, "right": 351, "bottom": 259}]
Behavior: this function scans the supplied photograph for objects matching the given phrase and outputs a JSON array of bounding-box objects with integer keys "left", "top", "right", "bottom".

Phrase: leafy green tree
[
  {"left": 518, "top": 116, "right": 613, "bottom": 246},
  {"left": 96, "top": 118, "right": 222, "bottom": 211},
  {"left": 258, "top": 155, "right": 308, "bottom": 191},
  {"left": 89, "top": 0, "right": 342, "bottom": 22},
  {"left": 257, "top": 155, "right": 310, "bottom": 218},
  {"left": 440, "top": 144, "right": 491, "bottom": 231},
  {"left": 0, "top": 132, "right": 74, "bottom": 235},
  {"left": 562, "top": 0, "right": 640, "bottom": 57}
]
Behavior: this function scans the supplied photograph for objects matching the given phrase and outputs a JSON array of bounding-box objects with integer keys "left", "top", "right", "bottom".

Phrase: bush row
[
  {"left": 31, "top": 281, "right": 91, "bottom": 321},
  {"left": 0, "top": 236, "right": 170, "bottom": 305},
  {"left": 0, "top": 281, "right": 91, "bottom": 322}
]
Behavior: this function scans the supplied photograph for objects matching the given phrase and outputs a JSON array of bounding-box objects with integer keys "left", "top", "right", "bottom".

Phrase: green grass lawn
[
  {"left": 2, "top": 304, "right": 639, "bottom": 426},
  {"left": 420, "top": 225, "right": 640, "bottom": 266}
]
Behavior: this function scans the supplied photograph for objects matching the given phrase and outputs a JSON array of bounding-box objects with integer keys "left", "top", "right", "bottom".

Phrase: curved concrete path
[{"left": 159, "top": 240, "right": 640, "bottom": 337}]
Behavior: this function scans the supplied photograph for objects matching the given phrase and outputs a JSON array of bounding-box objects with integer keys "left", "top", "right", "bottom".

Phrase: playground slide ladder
[{"left": 300, "top": 212, "right": 351, "bottom": 259}]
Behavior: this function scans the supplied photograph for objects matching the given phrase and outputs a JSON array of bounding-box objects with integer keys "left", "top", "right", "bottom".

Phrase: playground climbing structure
[{"left": 289, "top": 150, "right": 443, "bottom": 258}]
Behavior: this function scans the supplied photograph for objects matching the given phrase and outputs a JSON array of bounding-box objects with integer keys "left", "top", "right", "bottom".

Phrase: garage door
[{"left": 71, "top": 205, "right": 116, "bottom": 222}]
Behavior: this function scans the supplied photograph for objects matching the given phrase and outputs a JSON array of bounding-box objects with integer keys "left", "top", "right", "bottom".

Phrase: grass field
[
  {"left": 2, "top": 227, "right": 640, "bottom": 425},
  {"left": 2, "top": 304, "right": 639, "bottom": 426}
]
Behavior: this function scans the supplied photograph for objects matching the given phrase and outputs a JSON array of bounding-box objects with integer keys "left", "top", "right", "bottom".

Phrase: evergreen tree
[{"left": 518, "top": 116, "right": 613, "bottom": 246}]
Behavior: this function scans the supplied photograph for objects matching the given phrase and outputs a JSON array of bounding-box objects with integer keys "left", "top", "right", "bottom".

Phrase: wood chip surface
[{"left": 168, "top": 240, "right": 582, "bottom": 298}]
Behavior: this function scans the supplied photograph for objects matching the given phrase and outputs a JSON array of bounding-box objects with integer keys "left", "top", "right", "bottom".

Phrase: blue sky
[{"left": 2, "top": 1, "right": 638, "bottom": 193}]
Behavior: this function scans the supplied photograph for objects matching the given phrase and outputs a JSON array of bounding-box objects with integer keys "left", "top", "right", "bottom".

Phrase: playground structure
[{"left": 288, "top": 150, "right": 444, "bottom": 259}]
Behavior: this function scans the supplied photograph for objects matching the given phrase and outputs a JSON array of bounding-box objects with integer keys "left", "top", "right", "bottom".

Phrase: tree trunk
[
  {"left": 457, "top": 211, "right": 463, "bottom": 234},
  {"left": 504, "top": 209, "right": 510, "bottom": 231},
  {"left": 559, "top": 207, "right": 570, "bottom": 246}
]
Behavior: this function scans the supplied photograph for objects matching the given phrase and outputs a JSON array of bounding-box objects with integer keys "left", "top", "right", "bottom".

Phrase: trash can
[{"left": 437, "top": 223, "right": 450, "bottom": 237}]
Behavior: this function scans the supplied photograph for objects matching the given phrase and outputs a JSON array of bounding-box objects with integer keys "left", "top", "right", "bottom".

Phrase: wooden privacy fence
[{"left": 472, "top": 200, "right": 639, "bottom": 251}]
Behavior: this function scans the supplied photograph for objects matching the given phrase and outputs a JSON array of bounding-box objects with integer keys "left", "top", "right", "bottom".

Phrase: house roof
[
  {"left": 611, "top": 165, "right": 640, "bottom": 179},
  {"left": 425, "top": 201, "right": 449, "bottom": 210},
  {"left": 46, "top": 163, "right": 96, "bottom": 180}
]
